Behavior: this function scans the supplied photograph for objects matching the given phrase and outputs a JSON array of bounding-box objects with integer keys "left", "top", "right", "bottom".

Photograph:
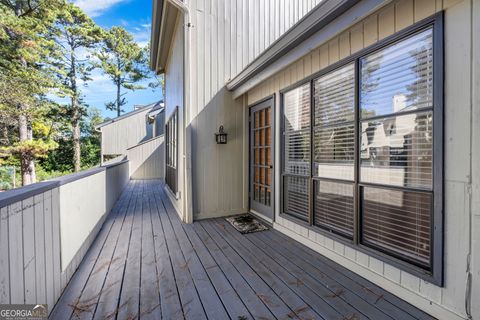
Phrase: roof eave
[{"left": 150, "top": 0, "right": 180, "bottom": 74}]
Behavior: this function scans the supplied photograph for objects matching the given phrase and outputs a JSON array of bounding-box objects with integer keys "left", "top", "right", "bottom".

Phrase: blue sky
[{"left": 73, "top": 0, "right": 162, "bottom": 119}]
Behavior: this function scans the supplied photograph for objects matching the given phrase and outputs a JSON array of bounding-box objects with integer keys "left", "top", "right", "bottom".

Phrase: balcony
[{"left": 0, "top": 165, "right": 434, "bottom": 319}]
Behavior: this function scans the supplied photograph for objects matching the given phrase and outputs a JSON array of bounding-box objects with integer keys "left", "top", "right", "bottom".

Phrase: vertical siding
[
  {"left": 471, "top": 3, "right": 480, "bottom": 320},
  {"left": 100, "top": 108, "right": 153, "bottom": 156},
  {"left": 127, "top": 136, "right": 165, "bottom": 180},
  {"left": 185, "top": 0, "right": 318, "bottom": 219},
  {"left": 0, "top": 189, "right": 60, "bottom": 309},
  {"left": 246, "top": 1, "right": 474, "bottom": 319},
  {"left": 0, "top": 161, "right": 129, "bottom": 314},
  {"left": 164, "top": 19, "right": 185, "bottom": 218}
]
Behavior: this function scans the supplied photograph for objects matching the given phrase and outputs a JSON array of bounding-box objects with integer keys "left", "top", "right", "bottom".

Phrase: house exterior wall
[
  {"left": 471, "top": 2, "right": 480, "bottom": 319},
  {"left": 164, "top": 18, "right": 185, "bottom": 218},
  {"left": 100, "top": 108, "right": 153, "bottom": 157},
  {"left": 245, "top": 0, "right": 476, "bottom": 319},
  {"left": 154, "top": 111, "right": 165, "bottom": 136},
  {"left": 186, "top": 0, "right": 321, "bottom": 219}
]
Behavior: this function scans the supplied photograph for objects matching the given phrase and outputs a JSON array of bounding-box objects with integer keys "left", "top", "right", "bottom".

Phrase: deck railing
[
  {"left": 126, "top": 135, "right": 164, "bottom": 180},
  {"left": 0, "top": 159, "right": 129, "bottom": 313}
]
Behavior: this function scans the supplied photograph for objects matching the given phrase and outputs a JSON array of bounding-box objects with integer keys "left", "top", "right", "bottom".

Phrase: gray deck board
[
  {"left": 51, "top": 180, "right": 436, "bottom": 320},
  {"left": 92, "top": 182, "right": 138, "bottom": 320},
  {"left": 154, "top": 186, "right": 207, "bottom": 320}
]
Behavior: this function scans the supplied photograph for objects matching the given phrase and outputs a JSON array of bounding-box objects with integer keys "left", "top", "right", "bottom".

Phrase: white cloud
[
  {"left": 128, "top": 21, "right": 152, "bottom": 48},
  {"left": 73, "top": 0, "right": 129, "bottom": 17}
]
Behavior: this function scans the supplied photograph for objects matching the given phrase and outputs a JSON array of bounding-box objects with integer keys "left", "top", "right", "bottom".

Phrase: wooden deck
[{"left": 50, "top": 180, "right": 435, "bottom": 320}]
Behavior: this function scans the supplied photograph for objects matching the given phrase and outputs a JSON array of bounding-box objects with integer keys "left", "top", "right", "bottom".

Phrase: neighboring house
[
  {"left": 150, "top": 1, "right": 480, "bottom": 320},
  {"left": 95, "top": 101, "right": 165, "bottom": 162},
  {"left": 95, "top": 101, "right": 165, "bottom": 179}
]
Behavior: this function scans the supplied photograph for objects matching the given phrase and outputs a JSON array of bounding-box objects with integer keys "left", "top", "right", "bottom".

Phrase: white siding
[
  {"left": 245, "top": 1, "right": 476, "bottom": 319},
  {"left": 100, "top": 108, "right": 153, "bottom": 156},
  {"left": 470, "top": 2, "right": 480, "bottom": 320},
  {"left": 184, "top": 0, "right": 318, "bottom": 219},
  {"left": 127, "top": 136, "right": 165, "bottom": 180},
  {"left": 164, "top": 19, "right": 185, "bottom": 219}
]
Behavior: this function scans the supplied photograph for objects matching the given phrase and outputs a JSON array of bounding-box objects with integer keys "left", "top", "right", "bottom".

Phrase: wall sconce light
[{"left": 215, "top": 125, "right": 228, "bottom": 144}]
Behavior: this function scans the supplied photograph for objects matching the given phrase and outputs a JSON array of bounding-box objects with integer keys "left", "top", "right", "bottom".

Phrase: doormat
[{"left": 226, "top": 214, "right": 269, "bottom": 234}]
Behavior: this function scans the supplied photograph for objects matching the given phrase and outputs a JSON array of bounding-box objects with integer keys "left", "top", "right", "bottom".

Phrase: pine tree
[
  {"left": 0, "top": 0, "right": 63, "bottom": 185},
  {"left": 95, "top": 26, "right": 149, "bottom": 116},
  {"left": 50, "top": 3, "right": 103, "bottom": 171}
]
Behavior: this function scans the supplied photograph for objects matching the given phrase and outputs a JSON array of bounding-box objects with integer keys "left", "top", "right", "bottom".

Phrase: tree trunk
[
  {"left": 116, "top": 81, "right": 121, "bottom": 117},
  {"left": 72, "top": 97, "right": 81, "bottom": 172},
  {"left": 18, "top": 112, "right": 35, "bottom": 186},
  {"left": 70, "top": 52, "right": 81, "bottom": 172},
  {"left": 13, "top": 3, "right": 35, "bottom": 186}
]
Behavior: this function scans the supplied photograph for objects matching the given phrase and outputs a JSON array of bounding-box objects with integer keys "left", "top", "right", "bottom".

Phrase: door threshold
[{"left": 249, "top": 209, "right": 274, "bottom": 226}]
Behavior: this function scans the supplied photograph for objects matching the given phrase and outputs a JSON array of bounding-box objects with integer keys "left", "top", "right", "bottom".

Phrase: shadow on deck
[{"left": 50, "top": 180, "right": 434, "bottom": 320}]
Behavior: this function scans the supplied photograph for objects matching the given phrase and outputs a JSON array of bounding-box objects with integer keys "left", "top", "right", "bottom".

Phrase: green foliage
[
  {"left": 49, "top": 2, "right": 104, "bottom": 171},
  {"left": 0, "top": 0, "right": 65, "bottom": 185},
  {"left": 0, "top": 1, "right": 157, "bottom": 187},
  {"left": 95, "top": 26, "right": 150, "bottom": 116},
  {"left": 39, "top": 107, "right": 102, "bottom": 172},
  {"left": 35, "top": 163, "right": 71, "bottom": 182},
  {"left": 0, "top": 166, "right": 15, "bottom": 190}
]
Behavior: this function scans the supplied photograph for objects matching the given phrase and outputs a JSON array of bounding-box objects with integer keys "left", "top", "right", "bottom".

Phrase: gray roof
[
  {"left": 94, "top": 101, "right": 162, "bottom": 130},
  {"left": 147, "top": 101, "right": 165, "bottom": 119}
]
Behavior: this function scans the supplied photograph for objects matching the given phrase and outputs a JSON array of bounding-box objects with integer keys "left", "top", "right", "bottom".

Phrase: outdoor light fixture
[{"left": 215, "top": 125, "right": 228, "bottom": 144}]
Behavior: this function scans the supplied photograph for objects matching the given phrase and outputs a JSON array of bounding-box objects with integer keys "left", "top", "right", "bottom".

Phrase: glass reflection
[
  {"left": 360, "top": 111, "right": 433, "bottom": 189},
  {"left": 360, "top": 28, "right": 433, "bottom": 118}
]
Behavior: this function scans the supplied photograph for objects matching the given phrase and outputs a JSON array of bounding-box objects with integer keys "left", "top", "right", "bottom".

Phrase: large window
[
  {"left": 165, "top": 108, "right": 178, "bottom": 194},
  {"left": 281, "top": 15, "right": 442, "bottom": 284}
]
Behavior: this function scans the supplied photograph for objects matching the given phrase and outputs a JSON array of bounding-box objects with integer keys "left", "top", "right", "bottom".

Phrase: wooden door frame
[{"left": 248, "top": 94, "right": 275, "bottom": 223}]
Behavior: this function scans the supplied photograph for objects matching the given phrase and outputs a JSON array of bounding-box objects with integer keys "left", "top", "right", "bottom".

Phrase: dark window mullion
[
  {"left": 309, "top": 79, "right": 314, "bottom": 226},
  {"left": 354, "top": 58, "right": 361, "bottom": 246}
]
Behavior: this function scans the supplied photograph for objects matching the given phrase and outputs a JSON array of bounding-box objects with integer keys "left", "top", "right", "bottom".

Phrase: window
[
  {"left": 359, "top": 28, "right": 435, "bottom": 268},
  {"left": 313, "top": 63, "right": 355, "bottom": 238},
  {"left": 165, "top": 108, "right": 178, "bottom": 194},
  {"left": 280, "top": 15, "right": 442, "bottom": 284},
  {"left": 282, "top": 83, "right": 311, "bottom": 221}
]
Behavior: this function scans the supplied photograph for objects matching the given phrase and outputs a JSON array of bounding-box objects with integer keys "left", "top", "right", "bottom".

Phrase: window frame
[
  {"left": 165, "top": 107, "right": 179, "bottom": 195},
  {"left": 279, "top": 12, "right": 443, "bottom": 285}
]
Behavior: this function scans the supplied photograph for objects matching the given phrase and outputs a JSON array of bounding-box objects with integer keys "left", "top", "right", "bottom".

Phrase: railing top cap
[{"left": 0, "top": 159, "right": 129, "bottom": 208}]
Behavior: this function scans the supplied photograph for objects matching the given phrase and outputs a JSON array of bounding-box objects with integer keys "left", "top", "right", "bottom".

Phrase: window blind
[
  {"left": 280, "top": 24, "right": 440, "bottom": 275},
  {"left": 314, "top": 181, "right": 354, "bottom": 237},
  {"left": 362, "top": 187, "right": 432, "bottom": 267},
  {"left": 359, "top": 27, "right": 434, "bottom": 267},
  {"left": 314, "top": 64, "right": 355, "bottom": 181},
  {"left": 283, "top": 83, "right": 311, "bottom": 219}
]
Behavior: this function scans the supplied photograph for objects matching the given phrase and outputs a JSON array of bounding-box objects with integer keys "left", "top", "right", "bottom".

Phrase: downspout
[
  {"left": 465, "top": 1, "right": 474, "bottom": 318},
  {"left": 169, "top": 0, "right": 193, "bottom": 223}
]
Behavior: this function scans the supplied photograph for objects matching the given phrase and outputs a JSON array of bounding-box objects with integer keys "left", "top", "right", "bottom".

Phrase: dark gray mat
[{"left": 226, "top": 214, "right": 269, "bottom": 234}]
